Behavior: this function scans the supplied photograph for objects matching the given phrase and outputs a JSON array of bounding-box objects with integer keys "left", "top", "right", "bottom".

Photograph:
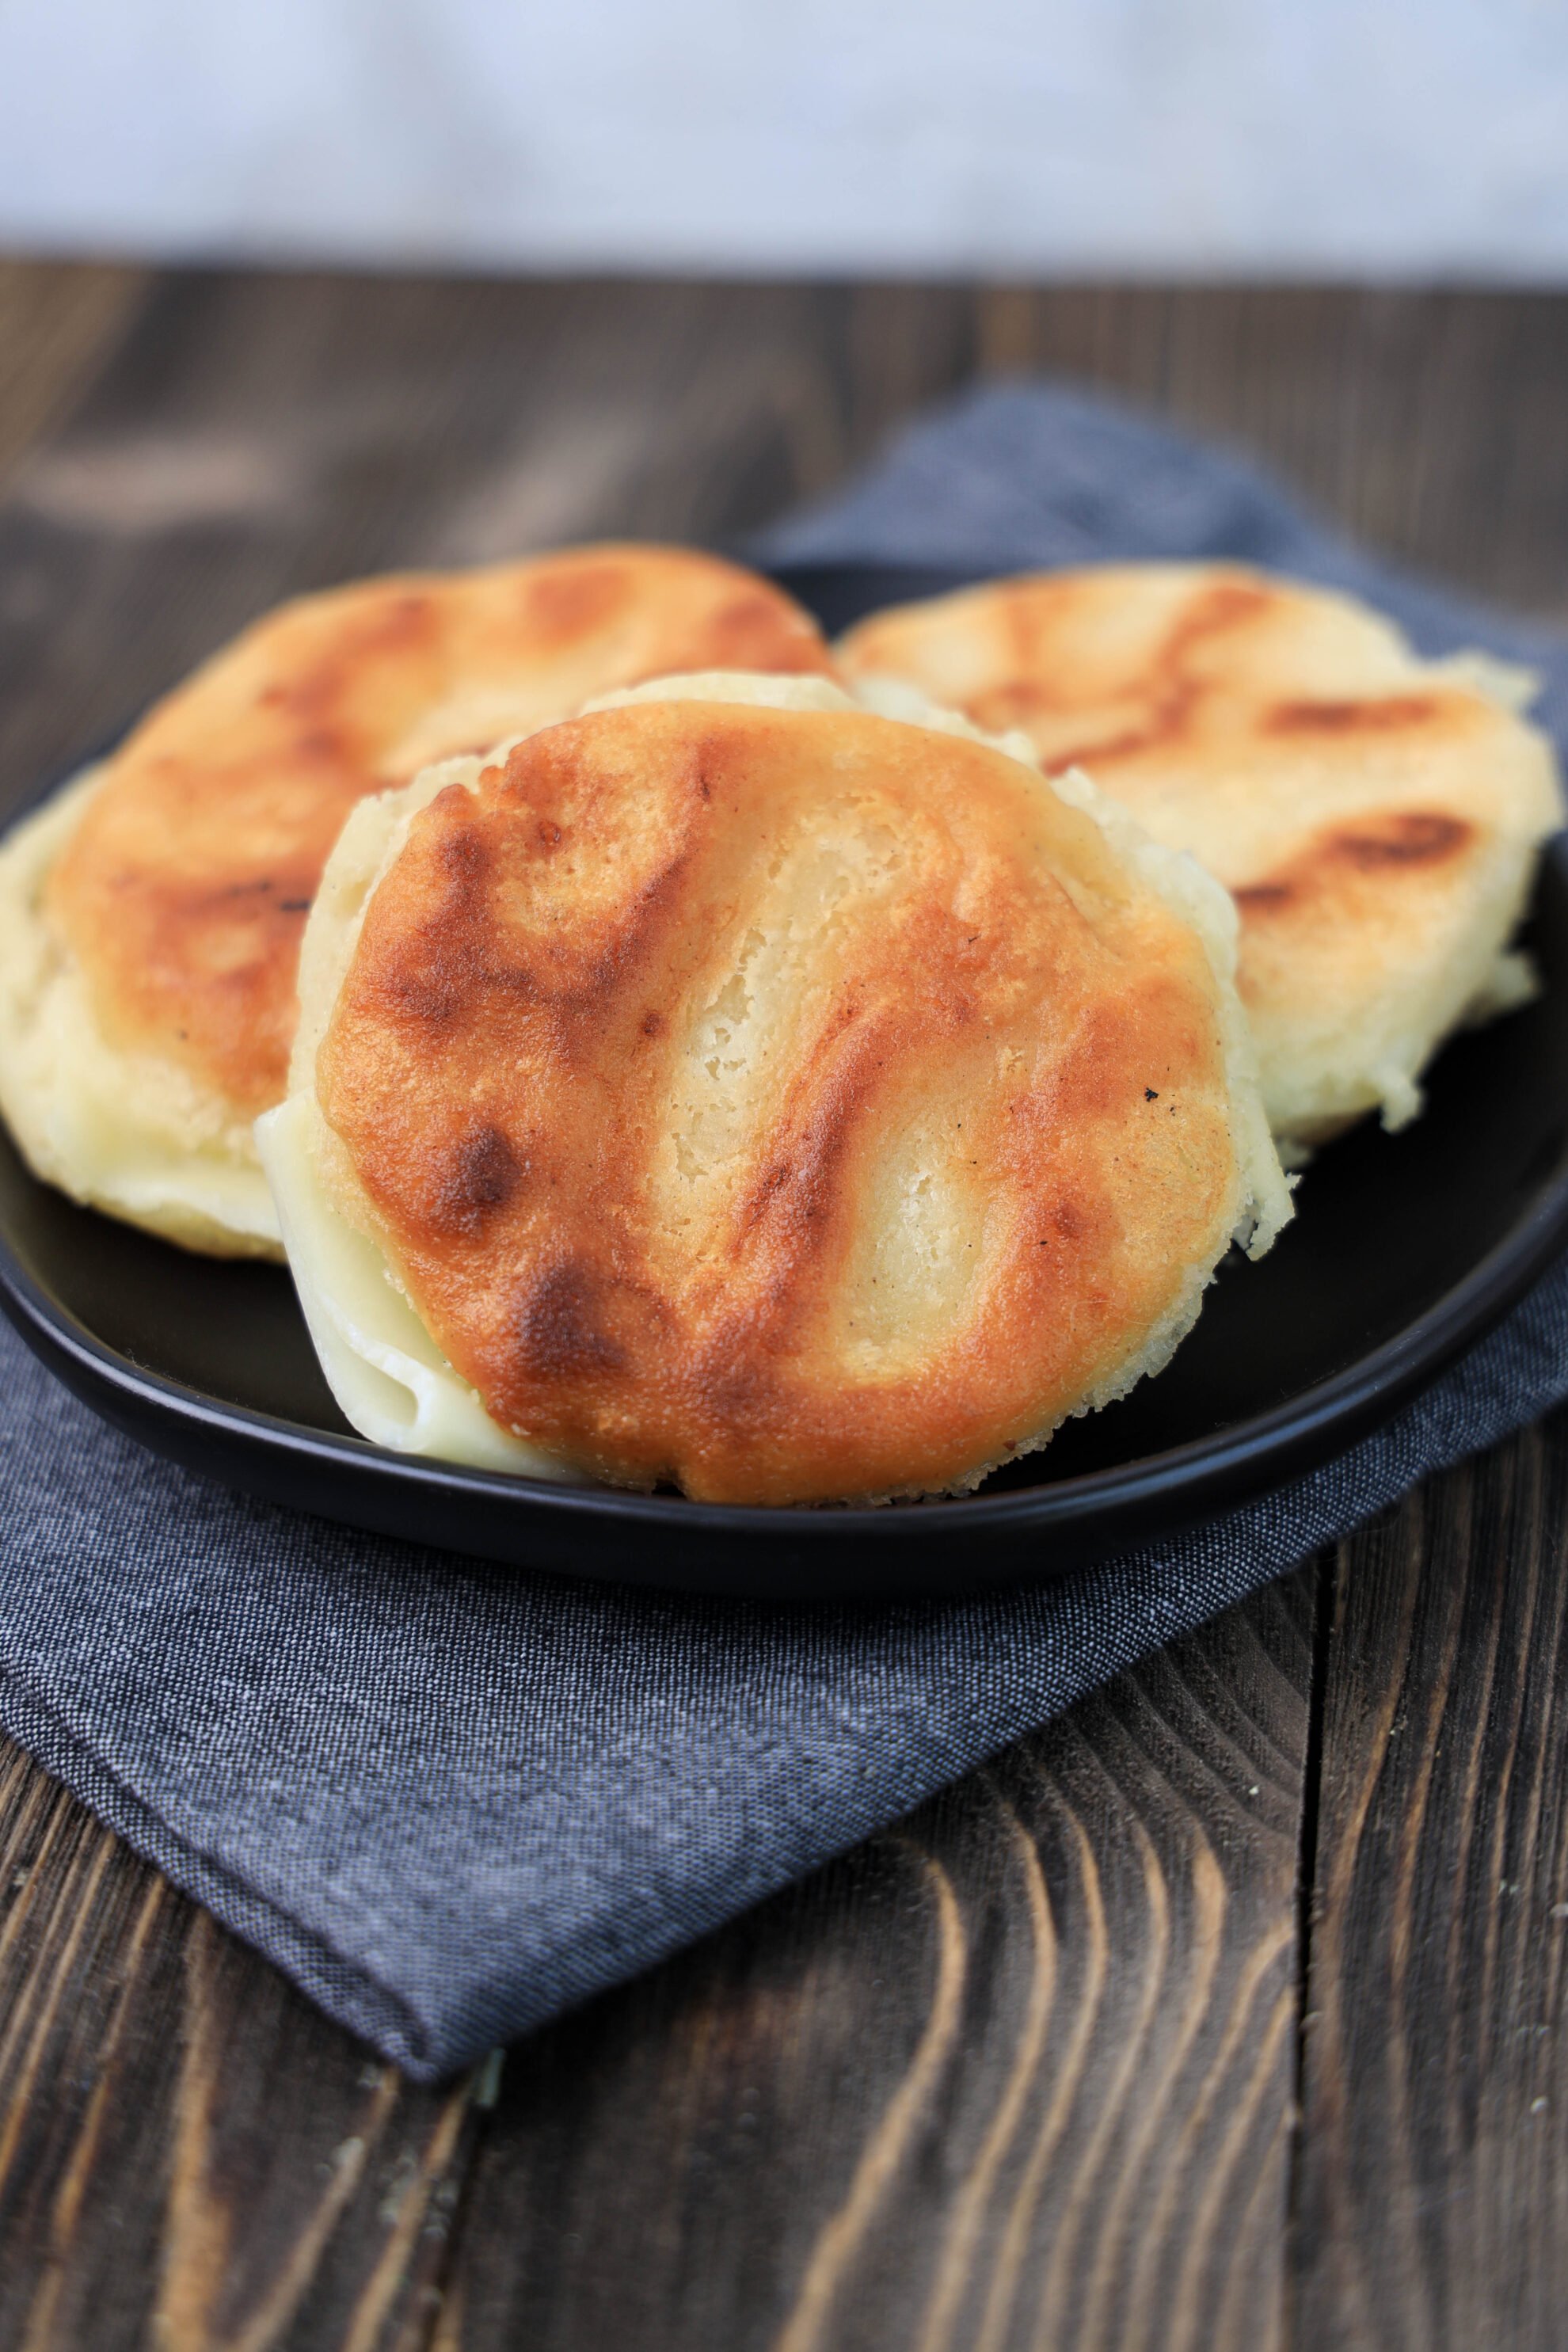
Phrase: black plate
[{"left": 3, "top": 563, "right": 1567, "bottom": 1600}]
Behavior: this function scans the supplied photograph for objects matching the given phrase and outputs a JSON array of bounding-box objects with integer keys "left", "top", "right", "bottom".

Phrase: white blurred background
[{"left": 1, "top": 0, "right": 1566, "bottom": 279}]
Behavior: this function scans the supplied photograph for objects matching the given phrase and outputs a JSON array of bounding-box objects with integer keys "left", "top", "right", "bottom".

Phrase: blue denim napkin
[{"left": 3, "top": 381, "right": 1567, "bottom": 2081}]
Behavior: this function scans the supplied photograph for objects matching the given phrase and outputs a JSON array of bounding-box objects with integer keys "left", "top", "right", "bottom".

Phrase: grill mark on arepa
[
  {"left": 1263, "top": 694, "right": 1437, "bottom": 734},
  {"left": 1234, "top": 810, "right": 1475, "bottom": 917},
  {"left": 521, "top": 561, "right": 630, "bottom": 645},
  {"left": 1333, "top": 813, "right": 1471, "bottom": 866},
  {"left": 512, "top": 1261, "right": 625, "bottom": 1380},
  {"left": 677, "top": 589, "right": 827, "bottom": 675},
  {"left": 729, "top": 1001, "right": 894, "bottom": 1321},
  {"left": 973, "top": 578, "right": 1272, "bottom": 770},
  {"left": 432, "top": 1125, "right": 524, "bottom": 1235},
  {"left": 358, "top": 750, "right": 706, "bottom": 1046},
  {"left": 362, "top": 800, "right": 494, "bottom": 1027}
]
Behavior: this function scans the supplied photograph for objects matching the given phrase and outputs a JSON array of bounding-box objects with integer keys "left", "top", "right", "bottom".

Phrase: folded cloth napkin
[{"left": 4, "top": 380, "right": 1568, "bottom": 2082}]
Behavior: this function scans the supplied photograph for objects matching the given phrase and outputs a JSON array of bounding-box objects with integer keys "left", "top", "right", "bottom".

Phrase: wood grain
[
  {"left": 430, "top": 1577, "right": 1312, "bottom": 2352},
  {"left": 1292, "top": 1420, "right": 1568, "bottom": 2350},
  {"left": 0, "top": 1744, "right": 484, "bottom": 2352},
  {"left": 0, "top": 267, "right": 1566, "bottom": 2346}
]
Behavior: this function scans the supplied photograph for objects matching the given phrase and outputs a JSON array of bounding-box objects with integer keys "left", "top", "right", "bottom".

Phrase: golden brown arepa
[
  {"left": 836, "top": 565, "right": 1565, "bottom": 1159},
  {"left": 257, "top": 675, "right": 1289, "bottom": 1506},
  {"left": 0, "top": 546, "right": 832, "bottom": 1257}
]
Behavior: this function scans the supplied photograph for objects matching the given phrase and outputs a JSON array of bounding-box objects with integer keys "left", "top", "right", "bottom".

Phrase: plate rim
[
  {"left": 6, "top": 905, "right": 1568, "bottom": 1562},
  {"left": 3, "top": 1128, "right": 1566, "bottom": 1557}
]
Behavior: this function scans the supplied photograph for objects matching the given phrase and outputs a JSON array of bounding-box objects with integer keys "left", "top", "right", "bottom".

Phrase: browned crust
[
  {"left": 1233, "top": 811, "right": 1474, "bottom": 916},
  {"left": 48, "top": 546, "right": 832, "bottom": 1116},
  {"left": 315, "top": 701, "right": 1243, "bottom": 1505},
  {"left": 962, "top": 576, "right": 1273, "bottom": 768},
  {"left": 837, "top": 567, "right": 1563, "bottom": 1132},
  {"left": 839, "top": 567, "right": 1473, "bottom": 786},
  {"left": 1227, "top": 809, "right": 1484, "bottom": 1034}
]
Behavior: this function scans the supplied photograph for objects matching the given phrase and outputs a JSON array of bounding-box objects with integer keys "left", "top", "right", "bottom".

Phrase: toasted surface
[
  {"left": 0, "top": 546, "right": 828, "bottom": 1255},
  {"left": 272, "top": 679, "right": 1287, "bottom": 1506},
  {"left": 839, "top": 565, "right": 1566, "bottom": 1151},
  {"left": 49, "top": 546, "right": 831, "bottom": 1121}
]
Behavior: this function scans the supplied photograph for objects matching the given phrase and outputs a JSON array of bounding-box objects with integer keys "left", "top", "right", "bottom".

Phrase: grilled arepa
[
  {"left": 0, "top": 546, "right": 831, "bottom": 1257},
  {"left": 837, "top": 565, "right": 1565, "bottom": 1159},
  {"left": 257, "top": 674, "right": 1289, "bottom": 1507}
]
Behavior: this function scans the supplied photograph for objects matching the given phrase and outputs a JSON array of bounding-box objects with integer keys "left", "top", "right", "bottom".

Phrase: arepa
[
  {"left": 836, "top": 565, "right": 1565, "bottom": 1159},
  {"left": 257, "top": 674, "right": 1290, "bottom": 1507},
  {"left": 0, "top": 546, "right": 832, "bottom": 1255}
]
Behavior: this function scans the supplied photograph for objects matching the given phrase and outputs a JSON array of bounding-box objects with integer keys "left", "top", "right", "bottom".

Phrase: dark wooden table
[{"left": 1, "top": 265, "right": 1566, "bottom": 2352}]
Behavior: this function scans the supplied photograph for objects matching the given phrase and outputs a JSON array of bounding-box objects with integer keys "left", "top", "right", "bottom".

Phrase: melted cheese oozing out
[{"left": 256, "top": 1092, "right": 573, "bottom": 1476}]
